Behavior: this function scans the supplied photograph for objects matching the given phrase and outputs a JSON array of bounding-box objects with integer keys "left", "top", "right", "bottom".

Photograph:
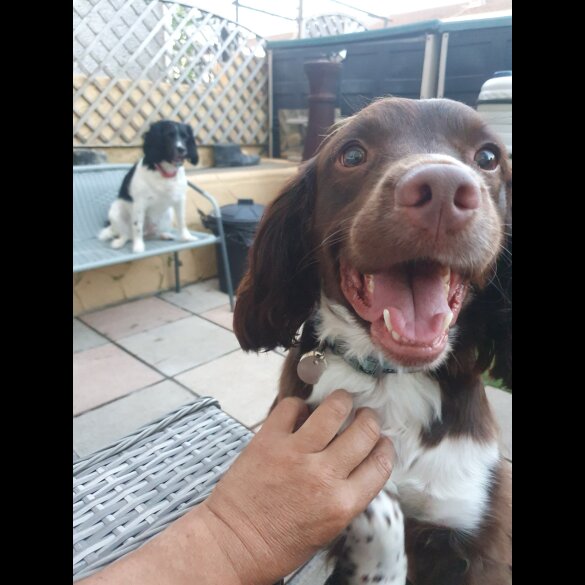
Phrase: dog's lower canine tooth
[
  {"left": 443, "top": 310, "right": 453, "bottom": 331},
  {"left": 383, "top": 308, "right": 392, "bottom": 332}
]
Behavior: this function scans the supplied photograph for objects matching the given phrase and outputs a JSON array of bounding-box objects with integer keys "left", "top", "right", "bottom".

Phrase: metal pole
[
  {"left": 174, "top": 251, "right": 181, "bottom": 293},
  {"left": 268, "top": 49, "right": 274, "bottom": 158},
  {"left": 298, "top": 0, "right": 303, "bottom": 39},
  {"left": 188, "top": 181, "right": 235, "bottom": 311}
]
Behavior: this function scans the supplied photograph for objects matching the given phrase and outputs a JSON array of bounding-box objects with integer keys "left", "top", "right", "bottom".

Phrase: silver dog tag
[{"left": 297, "top": 351, "right": 327, "bottom": 385}]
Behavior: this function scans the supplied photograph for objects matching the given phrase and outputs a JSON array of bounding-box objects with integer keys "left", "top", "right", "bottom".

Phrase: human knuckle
[
  {"left": 374, "top": 451, "right": 393, "bottom": 478},
  {"left": 311, "top": 463, "right": 336, "bottom": 487},
  {"left": 328, "top": 396, "right": 351, "bottom": 419},
  {"left": 328, "top": 495, "right": 355, "bottom": 522},
  {"left": 358, "top": 412, "right": 380, "bottom": 441}
]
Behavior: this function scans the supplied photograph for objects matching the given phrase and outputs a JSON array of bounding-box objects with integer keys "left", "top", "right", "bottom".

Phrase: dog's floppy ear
[
  {"left": 234, "top": 159, "right": 320, "bottom": 351},
  {"left": 142, "top": 123, "right": 162, "bottom": 170},
  {"left": 184, "top": 124, "right": 198, "bottom": 166}
]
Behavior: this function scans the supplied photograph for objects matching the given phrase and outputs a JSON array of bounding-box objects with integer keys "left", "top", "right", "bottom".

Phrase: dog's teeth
[
  {"left": 443, "top": 310, "right": 453, "bottom": 331},
  {"left": 443, "top": 268, "right": 451, "bottom": 294},
  {"left": 443, "top": 267, "right": 451, "bottom": 283},
  {"left": 383, "top": 308, "right": 392, "bottom": 332},
  {"left": 365, "top": 274, "right": 375, "bottom": 293},
  {"left": 384, "top": 308, "right": 402, "bottom": 341}
]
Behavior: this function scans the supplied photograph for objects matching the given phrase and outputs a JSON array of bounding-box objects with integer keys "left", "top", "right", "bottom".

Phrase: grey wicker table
[{"left": 73, "top": 397, "right": 253, "bottom": 581}]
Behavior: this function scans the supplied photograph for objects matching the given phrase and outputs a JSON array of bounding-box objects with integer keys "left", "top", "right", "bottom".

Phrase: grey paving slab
[
  {"left": 73, "top": 380, "right": 197, "bottom": 457},
  {"left": 73, "top": 343, "right": 163, "bottom": 415},
  {"left": 73, "top": 319, "right": 108, "bottom": 353},
  {"left": 80, "top": 297, "right": 191, "bottom": 340},
  {"left": 175, "top": 349, "right": 284, "bottom": 428},
  {"left": 200, "top": 303, "right": 234, "bottom": 331},
  {"left": 160, "top": 278, "right": 229, "bottom": 314},
  {"left": 486, "top": 386, "right": 512, "bottom": 460},
  {"left": 117, "top": 315, "right": 240, "bottom": 376}
]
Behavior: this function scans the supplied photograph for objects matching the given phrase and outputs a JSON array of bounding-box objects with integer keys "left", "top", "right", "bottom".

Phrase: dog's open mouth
[{"left": 340, "top": 259, "right": 468, "bottom": 366}]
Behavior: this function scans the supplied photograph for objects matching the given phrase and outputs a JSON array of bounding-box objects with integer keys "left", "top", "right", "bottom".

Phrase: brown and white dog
[{"left": 233, "top": 97, "right": 512, "bottom": 585}]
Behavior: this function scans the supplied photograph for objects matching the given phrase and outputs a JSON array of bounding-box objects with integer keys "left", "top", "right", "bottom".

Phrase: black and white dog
[{"left": 99, "top": 120, "right": 199, "bottom": 253}]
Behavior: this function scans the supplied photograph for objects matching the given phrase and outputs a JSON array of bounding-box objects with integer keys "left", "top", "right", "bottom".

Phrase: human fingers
[
  {"left": 346, "top": 436, "right": 396, "bottom": 506},
  {"left": 260, "top": 396, "right": 309, "bottom": 435},
  {"left": 293, "top": 389, "right": 353, "bottom": 452},
  {"left": 323, "top": 408, "right": 382, "bottom": 478}
]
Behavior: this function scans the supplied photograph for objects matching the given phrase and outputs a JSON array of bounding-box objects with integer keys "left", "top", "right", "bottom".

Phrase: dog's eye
[
  {"left": 341, "top": 145, "right": 366, "bottom": 167},
  {"left": 474, "top": 147, "right": 499, "bottom": 171}
]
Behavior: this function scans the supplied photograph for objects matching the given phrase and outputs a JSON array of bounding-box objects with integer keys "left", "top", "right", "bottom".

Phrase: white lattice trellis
[
  {"left": 304, "top": 14, "right": 367, "bottom": 38},
  {"left": 73, "top": 0, "right": 269, "bottom": 147}
]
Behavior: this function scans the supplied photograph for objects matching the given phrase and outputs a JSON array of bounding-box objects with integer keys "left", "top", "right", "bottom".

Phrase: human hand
[{"left": 199, "top": 389, "right": 395, "bottom": 584}]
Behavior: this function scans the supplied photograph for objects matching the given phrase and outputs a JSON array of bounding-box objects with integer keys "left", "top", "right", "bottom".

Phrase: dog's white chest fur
[
  {"left": 131, "top": 165, "right": 187, "bottom": 211},
  {"left": 309, "top": 302, "right": 500, "bottom": 533}
]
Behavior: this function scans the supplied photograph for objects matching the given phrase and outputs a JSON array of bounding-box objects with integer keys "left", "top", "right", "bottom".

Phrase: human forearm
[{"left": 80, "top": 502, "right": 268, "bottom": 585}]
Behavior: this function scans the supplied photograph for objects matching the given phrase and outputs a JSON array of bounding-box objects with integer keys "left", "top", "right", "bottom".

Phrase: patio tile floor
[
  {"left": 160, "top": 278, "right": 228, "bottom": 313},
  {"left": 175, "top": 348, "right": 284, "bottom": 428},
  {"left": 199, "top": 302, "right": 234, "bottom": 331},
  {"left": 80, "top": 297, "right": 191, "bottom": 340},
  {"left": 73, "top": 380, "right": 196, "bottom": 457},
  {"left": 73, "top": 319, "right": 108, "bottom": 353},
  {"left": 73, "top": 278, "right": 512, "bottom": 461},
  {"left": 117, "top": 314, "right": 240, "bottom": 377},
  {"left": 73, "top": 343, "right": 163, "bottom": 415}
]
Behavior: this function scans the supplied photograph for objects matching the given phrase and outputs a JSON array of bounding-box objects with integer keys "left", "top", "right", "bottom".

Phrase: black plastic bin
[{"left": 201, "top": 199, "right": 265, "bottom": 294}]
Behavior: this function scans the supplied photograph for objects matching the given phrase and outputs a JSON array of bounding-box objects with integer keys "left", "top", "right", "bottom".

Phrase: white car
[{"left": 477, "top": 71, "right": 512, "bottom": 156}]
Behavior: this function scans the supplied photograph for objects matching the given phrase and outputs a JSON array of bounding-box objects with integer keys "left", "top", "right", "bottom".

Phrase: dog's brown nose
[{"left": 395, "top": 164, "right": 480, "bottom": 233}]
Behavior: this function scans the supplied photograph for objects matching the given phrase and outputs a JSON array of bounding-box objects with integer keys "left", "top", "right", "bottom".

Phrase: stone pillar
[{"left": 302, "top": 59, "right": 342, "bottom": 161}]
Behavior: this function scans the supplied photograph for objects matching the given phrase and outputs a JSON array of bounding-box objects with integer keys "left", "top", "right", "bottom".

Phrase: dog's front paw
[
  {"left": 132, "top": 240, "right": 145, "bottom": 253},
  {"left": 111, "top": 237, "right": 127, "bottom": 249},
  {"left": 180, "top": 231, "right": 197, "bottom": 242},
  {"left": 160, "top": 232, "right": 175, "bottom": 241},
  {"left": 333, "top": 490, "right": 407, "bottom": 585}
]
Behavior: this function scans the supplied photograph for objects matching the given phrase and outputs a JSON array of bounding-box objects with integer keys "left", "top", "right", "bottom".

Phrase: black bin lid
[{"left": 218, "top": 199, "right": 265, "bottom": 225}]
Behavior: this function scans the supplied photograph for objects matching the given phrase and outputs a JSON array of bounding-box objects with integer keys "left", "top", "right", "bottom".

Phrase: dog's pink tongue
[{"left": 369, "top": 264, "right": 449, "bottom": 343}]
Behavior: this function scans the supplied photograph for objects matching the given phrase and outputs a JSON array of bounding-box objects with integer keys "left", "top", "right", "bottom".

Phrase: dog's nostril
[
  {"left": 177, "top": 146, "right": 186, "bottom": 154},
  {"left": 416, "top": 184, "right": 433, "bottom": 207},
  {"left": 454, "top": 184, "right": 480, "bottom": 210}
]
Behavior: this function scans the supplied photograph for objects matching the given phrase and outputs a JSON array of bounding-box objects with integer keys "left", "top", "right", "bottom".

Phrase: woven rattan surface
[{"left": 73, "top": 397, "right": 253, "bottom": 580}]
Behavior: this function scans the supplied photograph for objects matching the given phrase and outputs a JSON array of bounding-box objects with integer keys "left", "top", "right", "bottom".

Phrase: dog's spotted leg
[
  {"left": 173, "top": 200, "right": 197, "bottom": 241},
  {"left": 327, "top": 490, "right": 407, "bottom": 585},
  {"left": 157, "top": 209, "right": 175, "bottom": 241},
  {"left": 131, "top": 206, "right": 146, "bottom": 253}
]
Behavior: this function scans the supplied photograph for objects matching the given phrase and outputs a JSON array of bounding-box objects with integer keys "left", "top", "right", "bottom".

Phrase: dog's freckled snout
[{"left": 395, "top": 164, "right": 480, "bottom": 233}]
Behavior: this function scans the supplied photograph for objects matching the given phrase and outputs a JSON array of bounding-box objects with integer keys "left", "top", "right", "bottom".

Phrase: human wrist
[{"left": 195, "top": 500, "right": 276, "bottom": 585}]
